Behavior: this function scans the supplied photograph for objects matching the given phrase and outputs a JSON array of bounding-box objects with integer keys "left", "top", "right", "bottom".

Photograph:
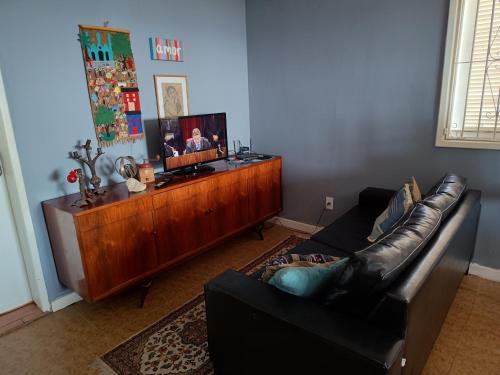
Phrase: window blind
[{"left": 448, "top": 0, "right": 500, "bottom": 141}]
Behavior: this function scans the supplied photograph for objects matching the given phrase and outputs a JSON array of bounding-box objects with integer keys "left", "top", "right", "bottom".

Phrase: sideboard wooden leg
[
  {"left": 255, "top": 224, "right": 264, "bottom": 240},
  {"left": 139, "top": 280, "right": 153, "bottom": 308}
]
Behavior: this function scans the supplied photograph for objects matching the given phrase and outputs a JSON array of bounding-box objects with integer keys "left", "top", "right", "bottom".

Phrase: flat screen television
[{"left": 159, "top": 112, "right": 228, "bottom": 173}]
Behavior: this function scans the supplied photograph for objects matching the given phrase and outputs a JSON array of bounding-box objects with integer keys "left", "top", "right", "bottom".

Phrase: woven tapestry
[{"left": 79, "top": 25, "right": 144, "bottom": 147}]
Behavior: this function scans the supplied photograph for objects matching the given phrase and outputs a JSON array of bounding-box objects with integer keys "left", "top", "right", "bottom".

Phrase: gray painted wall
[
  {"left": 0, "top": 0, "right": 250, "bottom": 300},
  {"left": 246, "top": 0, "right": 500, "bottom": 268}
]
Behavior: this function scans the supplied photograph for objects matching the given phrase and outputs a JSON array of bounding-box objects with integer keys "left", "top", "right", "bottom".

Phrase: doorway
[
  {"left": 0, "top": 68, "right": 50, "bottom": 313},
  {"left": 0, "top": 160, "right": 32, "bottom": 313}
]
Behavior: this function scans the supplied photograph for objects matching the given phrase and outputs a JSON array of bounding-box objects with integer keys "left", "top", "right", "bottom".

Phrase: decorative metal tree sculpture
[
  {"left": 70, "top": 139, "right": 106, "bottom": 195},
  {"left": 67, "top": 169, "right": 95, "bottom": 207}
]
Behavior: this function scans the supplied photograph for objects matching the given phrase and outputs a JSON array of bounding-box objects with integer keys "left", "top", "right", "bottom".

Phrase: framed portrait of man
[{"left": 153, "top": 75, "right": 189, "bottom": 119}]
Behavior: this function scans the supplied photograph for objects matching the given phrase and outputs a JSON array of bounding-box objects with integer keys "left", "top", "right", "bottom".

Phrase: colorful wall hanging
[
  {"left": 79, "top": 25, "right": 144, "bottom": 147},
  {"left": 149, "top": 37, "right": 184, "bottom": 62}
]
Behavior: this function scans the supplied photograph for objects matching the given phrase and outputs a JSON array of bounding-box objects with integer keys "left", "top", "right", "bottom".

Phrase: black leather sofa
[{"left": 205, "top": 176, "right": 481, "bottom": 375}]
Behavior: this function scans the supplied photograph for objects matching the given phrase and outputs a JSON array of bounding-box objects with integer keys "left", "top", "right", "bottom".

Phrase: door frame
[{"left": 0, "top": 68, "right": 51, "bottom": 312}]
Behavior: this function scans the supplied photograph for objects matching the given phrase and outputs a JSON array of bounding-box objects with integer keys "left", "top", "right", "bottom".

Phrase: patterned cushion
[{"left": 367, "top": 184, "right": 414, "bottom": 242}]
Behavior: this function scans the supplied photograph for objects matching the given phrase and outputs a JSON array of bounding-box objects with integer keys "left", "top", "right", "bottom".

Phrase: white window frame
[{"left": 436, "top": 0, "right": 500, "bottom": 150}]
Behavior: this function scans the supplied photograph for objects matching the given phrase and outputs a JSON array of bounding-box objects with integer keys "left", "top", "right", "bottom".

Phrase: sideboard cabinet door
[
  {"left": 210, "top": 172, "right": 249, "bottom": 237},
  {"left": 153, "top": 181, "right": 217, "bottom": 265},
  {"left": 78, "top": 211, "right": 158, "bottom": 300}
]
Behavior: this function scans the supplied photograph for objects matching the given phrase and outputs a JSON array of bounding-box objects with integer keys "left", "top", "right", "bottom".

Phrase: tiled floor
[
  {"left": 0, "top": 224, "right": 499, "bottom": 374},
  {"left": 421, "top": 274, "right": 500, "bottom": 375}
]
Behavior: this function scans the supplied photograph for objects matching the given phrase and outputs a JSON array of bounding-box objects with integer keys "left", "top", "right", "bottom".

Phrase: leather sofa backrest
[
  {"left": 347, "top": 203, "right": 442, "bottom": 294},
  {"left": 422, "top": 173, "right": 467, "bottom": 219},
  {"left": 368, "top": 190, "right": 481, "bottom": 374}
]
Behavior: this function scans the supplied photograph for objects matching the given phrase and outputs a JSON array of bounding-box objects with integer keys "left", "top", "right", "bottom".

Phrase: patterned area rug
[{"left": 101, "top": 235, "right": 305, "bottom": 375}]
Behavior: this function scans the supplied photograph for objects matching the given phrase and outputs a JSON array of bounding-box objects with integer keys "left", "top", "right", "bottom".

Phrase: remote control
[{"left": 155, "top": 178, "right": 171, "bottom": 189}]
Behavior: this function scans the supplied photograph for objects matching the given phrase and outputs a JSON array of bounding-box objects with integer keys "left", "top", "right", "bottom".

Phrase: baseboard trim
[
  {"left": 469, "top": 263, "right": 500, "bottom": 283},
  {"left": 268, "top": 216, "right": 323, "bottom": 235},
  {"left": 51, "top": 292, "right": 82, "bottom": 312}
]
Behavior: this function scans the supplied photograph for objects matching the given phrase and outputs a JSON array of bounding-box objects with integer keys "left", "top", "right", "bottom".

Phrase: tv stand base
[{"left": 173, "top": 164, "right": 216, "bottom": 176}]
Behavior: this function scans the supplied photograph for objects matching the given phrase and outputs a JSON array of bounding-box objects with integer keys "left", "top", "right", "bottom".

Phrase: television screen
[{"left": 159, "top": 112, "right": 228, "bottom": 171}]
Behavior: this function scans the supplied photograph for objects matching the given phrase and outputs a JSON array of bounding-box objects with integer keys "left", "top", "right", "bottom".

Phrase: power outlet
[{"left": 325, "top": 196, "right": 334, "bottom": 210}]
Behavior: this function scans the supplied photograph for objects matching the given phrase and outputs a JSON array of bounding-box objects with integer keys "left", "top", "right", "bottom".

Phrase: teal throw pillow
[{"left": 268, "top": 258, "right": 348, "bottom": 298}]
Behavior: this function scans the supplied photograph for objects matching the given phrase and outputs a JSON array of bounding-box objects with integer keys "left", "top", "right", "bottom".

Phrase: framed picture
[{"left": 154, "top": 75, "right": 189, "bottom": 119}]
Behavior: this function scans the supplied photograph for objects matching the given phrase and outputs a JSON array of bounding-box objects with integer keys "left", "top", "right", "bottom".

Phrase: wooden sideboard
[{"left": 42, "top": 157, "right": 282, "bottom": 302}]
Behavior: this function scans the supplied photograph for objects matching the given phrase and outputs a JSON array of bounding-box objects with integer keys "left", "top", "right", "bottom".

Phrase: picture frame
[{"left": 153, "top": 75, "right": 189, "bottom": 119}]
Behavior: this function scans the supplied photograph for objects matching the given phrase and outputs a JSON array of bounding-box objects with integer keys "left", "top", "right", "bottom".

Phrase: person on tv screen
[
  {"left": 185, "top": 128, "right": 211, "bottom": 154},
  {"left": 161, "top": 119, "right": 182, "bottom": 153},
  {"left": 163, "top": 138, "right": 178, "bottom": 158},
  {"left": 204, "top": 114, "right": 225, "bottom": 147},
  {"left": 216, "top": 144, "right": 224, "bottom": 158}
]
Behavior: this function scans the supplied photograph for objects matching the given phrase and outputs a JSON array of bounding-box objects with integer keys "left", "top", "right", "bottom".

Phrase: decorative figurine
[
  {"left": 70, "top": 139, "right": 105, "bottom": 195},
  {"left": 114, "top": 156, "right": 146, "bottom": 193},
  {"left": 67, "top": 169, "right": 95, "bottom": 207}
]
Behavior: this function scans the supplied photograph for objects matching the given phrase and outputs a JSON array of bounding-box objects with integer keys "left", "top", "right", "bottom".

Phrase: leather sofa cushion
[
  {"left": 344, "top": 203, "right": 442, "bottom": 294},
  {"left": 311, "top": 206, "right": 378, "bottom": 254},
  {"left": 423, "top": 174, "right": 467, "bottom": 219}
]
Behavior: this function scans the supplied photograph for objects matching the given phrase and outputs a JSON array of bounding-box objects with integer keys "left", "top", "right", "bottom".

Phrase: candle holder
[{"left": 70, "top": 139, "right": 106, "bottom": 195}]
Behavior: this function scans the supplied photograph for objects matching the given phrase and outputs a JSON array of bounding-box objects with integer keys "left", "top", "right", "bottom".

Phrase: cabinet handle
[{"left": 152, "top": 230, "right": 158, "bottom": 236}]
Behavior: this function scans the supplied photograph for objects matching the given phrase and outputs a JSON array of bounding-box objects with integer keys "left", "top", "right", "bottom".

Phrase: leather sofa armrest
[
  {"left": 205, "top": 270, "right": 404, "bottom": 375},
  {"left": 359, "top": 187, "right": 396, "bottom": 213}
]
